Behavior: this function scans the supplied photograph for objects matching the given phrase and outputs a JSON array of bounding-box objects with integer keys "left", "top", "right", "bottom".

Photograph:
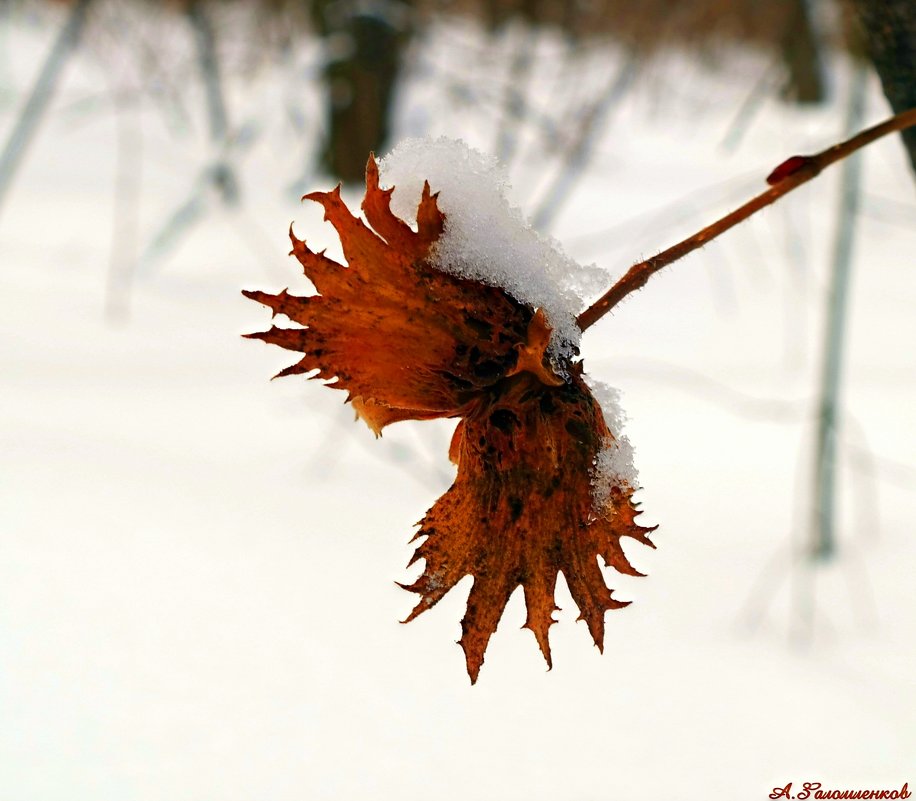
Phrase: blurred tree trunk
[
  {"left": 187, "top": 0, "right": 238, "bottom": 204},
  {"left": 0, "top": 0, "right": 93, "bottom": 214},
  {"left": 781, "top": 0, "right": 825, "bottom": 103},
  {"left": 849, "top": 0, "right": 916, "bottom": 175},
  {"left": 311, "top": 0, "right": 413, "bottom": 183}
]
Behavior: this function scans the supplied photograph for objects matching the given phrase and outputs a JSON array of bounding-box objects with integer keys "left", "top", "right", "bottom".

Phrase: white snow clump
[
  {"left": 584, "top": 376, "right": 638, "bottom": 513},
  {"left": 377, "top": 136, "right": 609, "bottom": 362}
]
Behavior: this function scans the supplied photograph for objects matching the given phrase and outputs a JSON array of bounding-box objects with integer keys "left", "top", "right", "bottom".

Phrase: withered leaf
[
  {"left": 402, "top": 368, "right": 655, "bottom": 682},
  {"left": 245, "top": 157, "right": 655, "bottom": 682},
  {"left": 244, "top": 159, "right": 542, "bottom": 433}
]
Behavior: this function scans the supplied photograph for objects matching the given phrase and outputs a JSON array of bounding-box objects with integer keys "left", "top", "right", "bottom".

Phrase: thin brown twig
[{"left": 577, "top": 107, "right": 916, "bottom": 332}]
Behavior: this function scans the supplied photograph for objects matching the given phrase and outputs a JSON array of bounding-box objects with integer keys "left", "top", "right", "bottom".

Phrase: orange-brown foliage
[{"left": 245, "top": 157, "right": 654, "bottom": 682}]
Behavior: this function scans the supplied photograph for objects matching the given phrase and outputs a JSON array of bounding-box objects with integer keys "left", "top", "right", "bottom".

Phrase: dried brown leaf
[{"left": 245, "top": 157, "right": 654, "bottom": 682}]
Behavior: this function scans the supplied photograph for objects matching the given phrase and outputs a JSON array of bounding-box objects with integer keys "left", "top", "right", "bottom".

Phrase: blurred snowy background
[{"left": 1, "top": 1, "right": 914, "bottom": 799}]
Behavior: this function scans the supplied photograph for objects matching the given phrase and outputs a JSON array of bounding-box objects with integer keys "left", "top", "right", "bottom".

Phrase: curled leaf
[
  {"left": 245, "top": 158, "right": 552, "bottom": 432},
  {"left": 245, "top": 156, "right": 654, "bottom": 682},
  {"left": 401, "top": 368, "right": 655, "bottom": 682}
]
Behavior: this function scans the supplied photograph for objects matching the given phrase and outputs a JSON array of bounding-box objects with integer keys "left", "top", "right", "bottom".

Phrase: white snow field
[{"left": 1, "top": 8, "right": 914, "bottom": 801}]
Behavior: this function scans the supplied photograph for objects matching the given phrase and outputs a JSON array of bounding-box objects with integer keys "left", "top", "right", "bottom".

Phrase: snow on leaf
[
  {"left": 244, "top": 153, "right": 654, "bottom": 683},
  {"left": 583, "top": 376, "right": 639, "bottom": 511},
  {"left": 378, "top": 137, "right": 610, "bottom": 363}
]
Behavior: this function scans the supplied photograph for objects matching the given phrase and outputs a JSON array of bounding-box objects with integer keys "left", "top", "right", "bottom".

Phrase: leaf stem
[{"left": 577, "top": 107, "right": 916, "bottom": 332}]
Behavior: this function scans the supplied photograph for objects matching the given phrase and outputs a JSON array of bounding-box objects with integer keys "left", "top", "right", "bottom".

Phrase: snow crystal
[
  {"left": 584, "top": 376, "right": 638, "bottom": 513},
  {"left": 377, "top": 137, "right": 609, "bottom": 363}
]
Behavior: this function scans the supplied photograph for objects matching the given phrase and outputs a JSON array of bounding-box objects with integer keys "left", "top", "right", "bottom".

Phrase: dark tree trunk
[
  {"left": 781, "top": 0, "right": 826, "bottom": 104},
  {"left": 311, "top": 0, "right": 413, "bottom": 184},
  {"left": 849, "top": 0, "right": 916, "bottom": 175}
]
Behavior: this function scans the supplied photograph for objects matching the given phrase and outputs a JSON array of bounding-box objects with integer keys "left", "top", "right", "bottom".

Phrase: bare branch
[{"left": 577, "top": 108, "right": 916, "bottom": 332}]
